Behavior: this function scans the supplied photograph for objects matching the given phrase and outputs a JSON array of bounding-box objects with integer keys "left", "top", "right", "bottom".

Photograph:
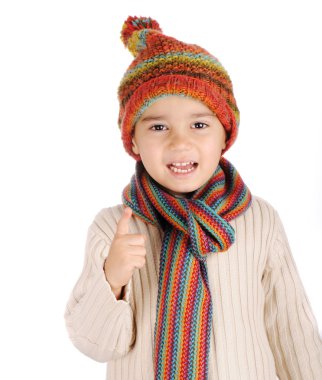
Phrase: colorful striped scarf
[{"left": 122, "top": 156, "right": 252, "bottom": 379}]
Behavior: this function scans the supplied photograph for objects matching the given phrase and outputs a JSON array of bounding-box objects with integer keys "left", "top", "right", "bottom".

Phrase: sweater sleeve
[
  {"left": 64, "top": 213, "right": 135, "bottom": 363},
  {"left": 262, "top": 210, "right": 322, "bottom": 379}
]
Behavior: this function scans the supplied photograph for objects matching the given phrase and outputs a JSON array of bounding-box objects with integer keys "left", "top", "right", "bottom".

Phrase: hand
[{"left": 104, "top": 207, "right": 146, "bottom": 299}]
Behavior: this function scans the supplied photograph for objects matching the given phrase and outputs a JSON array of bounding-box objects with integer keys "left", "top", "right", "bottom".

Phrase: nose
[{"left": 168, "top": 128, "right": 193, "bottom": 151}]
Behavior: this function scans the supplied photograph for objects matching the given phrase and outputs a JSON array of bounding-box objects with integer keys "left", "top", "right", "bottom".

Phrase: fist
[{"left": 104, "top": 207, "right": 146, "bottom": 298}]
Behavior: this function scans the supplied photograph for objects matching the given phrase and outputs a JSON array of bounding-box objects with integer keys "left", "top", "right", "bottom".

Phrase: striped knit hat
[{"left": 118, "top": 16, "right": 239, "bottom": 160}]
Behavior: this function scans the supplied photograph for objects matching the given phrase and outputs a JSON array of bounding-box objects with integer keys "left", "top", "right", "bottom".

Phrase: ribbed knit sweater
[{"left": 65, "top": 196, "right": 322, "bottom": 379}]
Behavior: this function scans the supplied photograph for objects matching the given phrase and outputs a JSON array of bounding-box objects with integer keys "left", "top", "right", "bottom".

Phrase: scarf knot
[
  {"left": 186, "top": 199, "right": 236, "bottom": 261},
  {"left": 158, "top": 198, "right": 236, "bottom": 261}
]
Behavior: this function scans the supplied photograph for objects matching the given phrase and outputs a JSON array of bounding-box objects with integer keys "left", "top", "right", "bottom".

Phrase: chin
[{"left": 166, "top": 184, "right": 200, "bottom": 196}]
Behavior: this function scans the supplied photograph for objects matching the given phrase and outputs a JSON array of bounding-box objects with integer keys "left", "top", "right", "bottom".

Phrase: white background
[{"left": 1, "top": 0, "right": 321, "bottom": 378}]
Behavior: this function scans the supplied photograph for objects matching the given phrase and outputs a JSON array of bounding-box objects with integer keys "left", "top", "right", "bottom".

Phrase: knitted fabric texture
[
  {"left": 122, "top": 157, "right": 252, "bottom": 379},
  {"left": 118, "top": 16, "right": 240, "bottom": 160}
]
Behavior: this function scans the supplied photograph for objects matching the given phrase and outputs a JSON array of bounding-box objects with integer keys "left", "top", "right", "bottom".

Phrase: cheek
[
  {"left": 132, "top": 138, "right": 153, "bottom": 156},
  {"left": 139, "top": 138, "right": 163, "bottom": 154},
  {"left": 139, "top": 142, "right": 165, "bottom": 170},
  {"left": 140, "top": 147, "right": 161, "bottom": 166},
  {"left": 204, "top": 138, "right": 224, "bottom": 154}
]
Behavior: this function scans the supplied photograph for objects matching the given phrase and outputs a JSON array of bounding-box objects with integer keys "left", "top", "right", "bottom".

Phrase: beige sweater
[{"left": 65, "top": 196, "right": 322, "bottom": 379}]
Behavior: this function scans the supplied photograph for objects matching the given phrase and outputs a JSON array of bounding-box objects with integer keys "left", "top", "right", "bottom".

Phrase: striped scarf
[{"left": 122, "top": 156, "right": 252, "bottom": 379}]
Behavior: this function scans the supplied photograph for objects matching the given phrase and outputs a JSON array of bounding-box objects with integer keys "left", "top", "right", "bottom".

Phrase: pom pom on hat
[{"left": 121, "top": 16, "right": 162, "bottom": 57}]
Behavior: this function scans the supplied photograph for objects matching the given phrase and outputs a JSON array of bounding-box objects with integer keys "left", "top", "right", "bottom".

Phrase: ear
[{"left": 132, "top": 137, "right": 140, "bottom": 155}]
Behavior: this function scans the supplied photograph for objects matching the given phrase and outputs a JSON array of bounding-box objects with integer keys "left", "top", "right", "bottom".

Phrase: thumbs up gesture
[{"left": 104, "top": 207, "right": 146, "bottom": 299}]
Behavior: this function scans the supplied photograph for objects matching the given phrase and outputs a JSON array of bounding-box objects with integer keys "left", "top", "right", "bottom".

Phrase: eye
[
  {"left": 192, "top": 122, "right": 208, "bottom": 129},
  {"left": 150, "top": 124, "right": 167, "bottom": 131}
]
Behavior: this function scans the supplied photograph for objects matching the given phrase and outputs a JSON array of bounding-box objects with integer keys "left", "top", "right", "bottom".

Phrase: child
[{"left": 65, "top": 16, "right": 322, "bottom": 379}]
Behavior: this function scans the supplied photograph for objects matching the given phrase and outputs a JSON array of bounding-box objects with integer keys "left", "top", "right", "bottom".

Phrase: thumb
[{"left": 116, "top": 207, "right": 132, "bottom": 235}]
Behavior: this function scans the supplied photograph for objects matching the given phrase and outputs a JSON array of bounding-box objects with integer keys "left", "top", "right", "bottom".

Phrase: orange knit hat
[{"left": 118, "top": 16, "right": 239, "bottom": 160}]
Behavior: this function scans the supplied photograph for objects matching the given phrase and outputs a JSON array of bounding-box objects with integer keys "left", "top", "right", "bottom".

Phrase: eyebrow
[
  {"left": 140, "top": 116, "right": 166, "bottom": 122},
  {"left": 140, "top": 113, "right": 216, "bottom": 122},
  {"left": 190, "top": 113, "right": 216, "bottom": 118}
]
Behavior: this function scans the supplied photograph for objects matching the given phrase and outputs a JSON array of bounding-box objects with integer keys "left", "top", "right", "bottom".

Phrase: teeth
[
  {"left": 170, "top": 166, "right": 195, "bottom": 173},
  {"left": 171, "top": 161, "right": 194, "bottom": 167},
  {"left": 168, "top": 161, "right": 196, "bottom": 174}
]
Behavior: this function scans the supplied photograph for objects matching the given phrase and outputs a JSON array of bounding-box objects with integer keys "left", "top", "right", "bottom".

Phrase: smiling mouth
[{"left": 167, "top": 161, "right": 198, "bottom": 173}]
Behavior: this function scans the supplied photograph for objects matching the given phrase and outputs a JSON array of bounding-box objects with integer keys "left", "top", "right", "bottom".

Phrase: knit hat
[{"left": 118, "top": 16, "right": 239, "bottom": 160}]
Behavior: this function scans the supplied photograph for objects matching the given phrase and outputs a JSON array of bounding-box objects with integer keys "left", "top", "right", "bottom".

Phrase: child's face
[{"left": 132, "top": 96, "right": 226, "bottom": 197}]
